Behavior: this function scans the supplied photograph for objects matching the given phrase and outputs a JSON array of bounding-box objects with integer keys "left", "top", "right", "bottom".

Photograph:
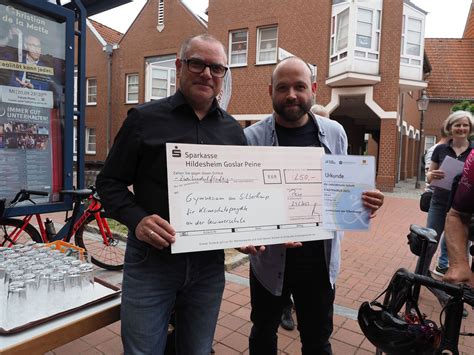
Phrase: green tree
[{"left": 451, "top": 100, "right": 474, "bottom": 113}]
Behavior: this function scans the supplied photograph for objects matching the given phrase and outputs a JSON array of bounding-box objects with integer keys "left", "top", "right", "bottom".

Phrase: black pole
[{"left": 415, "top": 110, "right": 425, "bottom": 189}]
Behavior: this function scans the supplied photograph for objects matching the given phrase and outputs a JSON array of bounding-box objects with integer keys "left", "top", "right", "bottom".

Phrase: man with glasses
[
  {"left": 96, "top": 34, "right": 246, "bottom": 354},
  {"left": 10, "top": 33, "right": 51, "bottom": 90}
]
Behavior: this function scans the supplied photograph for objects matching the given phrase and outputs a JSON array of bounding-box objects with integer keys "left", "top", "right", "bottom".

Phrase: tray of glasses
[{"left": 0, "top": 278, "right": 120, "bottom": 334}]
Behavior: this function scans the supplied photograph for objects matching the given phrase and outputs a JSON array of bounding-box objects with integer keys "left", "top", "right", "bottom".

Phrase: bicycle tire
[
  {"left": 0, "top": 218, "right": 42, "bottom": 246},
  {"left": 75, "top": 213, "right": 127, "bottom": 270}
]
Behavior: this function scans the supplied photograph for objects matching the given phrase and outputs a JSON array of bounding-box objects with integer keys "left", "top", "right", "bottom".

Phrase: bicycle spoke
[{"left": 75, "top": 215, "right": 126, "bottom": 270}]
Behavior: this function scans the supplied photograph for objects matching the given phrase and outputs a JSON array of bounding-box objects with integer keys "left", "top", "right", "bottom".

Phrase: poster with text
[{"left": 0, "top": 1, "right": 66, "bottom": 203}]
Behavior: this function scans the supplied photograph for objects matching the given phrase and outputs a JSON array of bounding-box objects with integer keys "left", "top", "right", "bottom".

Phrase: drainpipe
[
  {"left": 397, "top": 93, "right": 405, "bottom": 182},
  {"left": 104, "top": 44, "right": 113, "bottom": 154}
]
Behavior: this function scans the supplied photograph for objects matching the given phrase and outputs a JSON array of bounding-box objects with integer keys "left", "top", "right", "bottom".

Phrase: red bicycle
[{"left": 0, "top": 187, "right": 127, "bottom": 270}]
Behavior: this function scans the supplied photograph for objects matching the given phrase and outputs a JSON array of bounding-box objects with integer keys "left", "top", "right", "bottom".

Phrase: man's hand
[
  {"left": 443, "top": 265, "right": 474, "bottom": 287},
  {"left": 16, "top": 77, "right": 33, "bottom": 89},
  {"left": 283, "top": 242, "right": 303, "bottom": 248},
  {"left": 135, "top": 214, "right": 175, "bottom": 249},
  {"left": 362, "top": 189, "right": 384, "bottom": 218},
  {"left": 238, "top": 245, "right": 266, "bottom": 255}
]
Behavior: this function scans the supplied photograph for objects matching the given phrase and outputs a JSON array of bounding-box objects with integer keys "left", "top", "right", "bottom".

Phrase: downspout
[
  {"left": 397, "top": 93, "right": 405, "bottom": 182},
  {"left": 104, "top": 44, "right": 113, "bottom": 154}
]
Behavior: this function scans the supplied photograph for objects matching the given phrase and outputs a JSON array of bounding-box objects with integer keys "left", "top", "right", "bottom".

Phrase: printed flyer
[{"left": 0, "top": 1, "right": 66, "bottom": 201}]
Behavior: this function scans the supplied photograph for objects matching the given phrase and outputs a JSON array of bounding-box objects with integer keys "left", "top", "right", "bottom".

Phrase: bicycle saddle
[{"left": 407, "top": 225, "right": 437, "bottom": 256}]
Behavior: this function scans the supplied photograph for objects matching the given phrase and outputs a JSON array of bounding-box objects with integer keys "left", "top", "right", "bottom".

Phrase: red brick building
[
  {"left": 423, "top": 1, "right": 474, "bottom": 149},
  {"left": 77, "top": 19, "right": 123, "bottom": 165},
  {"left": 80, "top": 0, "right": 473, "bottom": 191}
]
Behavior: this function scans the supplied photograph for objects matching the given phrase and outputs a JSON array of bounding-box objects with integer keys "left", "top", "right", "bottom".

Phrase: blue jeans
[
  {"left": 121, "top": 237, "right": 225, "bottom": 355},
  {"left": 419, "top": 195, "right": 449, "bottom": 275},
  {"left": 438, "top": 234, "right": 449, "bottom": 269}
]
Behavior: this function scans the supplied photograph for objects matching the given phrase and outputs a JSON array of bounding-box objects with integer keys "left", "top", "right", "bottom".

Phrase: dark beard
[{"left": 273, "top": 99, "right": 312, "bottom": 123}]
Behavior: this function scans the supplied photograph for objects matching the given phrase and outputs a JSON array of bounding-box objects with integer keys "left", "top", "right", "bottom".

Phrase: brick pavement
[{"left": 41, "top": 192, "right": 474, "bottom": 354}]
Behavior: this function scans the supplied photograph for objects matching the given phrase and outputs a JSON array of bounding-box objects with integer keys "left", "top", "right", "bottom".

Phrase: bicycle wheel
[
  {"left": 75, "top": 213, "right": 127, "bottom": 270},
  {"left": 0, "top": 218, "right": 42, "bottom": 246}
]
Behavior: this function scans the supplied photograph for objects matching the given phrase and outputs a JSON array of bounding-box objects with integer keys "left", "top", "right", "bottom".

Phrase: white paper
[
  {"left": 430, "top": 155, "right": 465, "bottom": 190},
  {"left": 322, "top": 155, "right": 375, "bottom": 230}
]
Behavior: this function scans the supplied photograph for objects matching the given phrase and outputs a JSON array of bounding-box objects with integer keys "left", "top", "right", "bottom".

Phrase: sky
[{"left": 90, "top": 0, "right": 472, "bottom": 38}]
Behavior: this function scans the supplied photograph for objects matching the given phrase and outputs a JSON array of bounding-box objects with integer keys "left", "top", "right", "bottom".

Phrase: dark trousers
[{"left": 249, "top": 263, "right": 335, "bottom": 355}]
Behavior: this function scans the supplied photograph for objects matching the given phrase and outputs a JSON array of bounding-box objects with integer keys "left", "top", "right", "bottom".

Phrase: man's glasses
[{"left": 182, "top": 59, "right": 228, "bottom": 78}]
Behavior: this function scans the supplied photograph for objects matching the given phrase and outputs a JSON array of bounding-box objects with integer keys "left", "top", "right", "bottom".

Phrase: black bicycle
[{"left": 358, "top": 224, "right": 474, "bottom": 354}]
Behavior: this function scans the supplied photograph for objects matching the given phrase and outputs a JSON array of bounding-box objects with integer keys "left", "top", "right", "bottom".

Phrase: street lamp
[{"left": 415, "top": 89, "right": 430, "bottom": 189}]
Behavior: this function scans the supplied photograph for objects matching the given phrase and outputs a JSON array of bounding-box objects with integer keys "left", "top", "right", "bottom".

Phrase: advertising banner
[{"left": 0, "top": 1, "right": 66, "bottom": 202}]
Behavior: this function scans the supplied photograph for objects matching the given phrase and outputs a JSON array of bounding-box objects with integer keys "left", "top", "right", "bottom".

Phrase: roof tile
[
  {"left": 424, "top": 38, "right": 474, "bottom": 100},
  {"left": 88, "top": 18, "right": 123, "bottom": 45}
]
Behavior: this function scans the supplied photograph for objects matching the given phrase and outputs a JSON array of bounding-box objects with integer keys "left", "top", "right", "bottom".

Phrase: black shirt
[
  {"left": 431, "top": 140, "right": 473, "bottom": 202},
  {"left": 96, "top": 90, "right": 247, "bottom": 240},
  {"left": 275, "top": 118, "right": 326, "bottom": 270}
]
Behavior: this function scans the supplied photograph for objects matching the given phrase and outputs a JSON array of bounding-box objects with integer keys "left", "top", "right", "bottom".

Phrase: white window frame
[
  {"left": 228, "top": 30, "right": 248, "bottom": 67},
  {"left": 256, "top": 26, "right": 278, "bottom": 65},
  {"left": 126, "top": 73, "right": 139, "bottom": 104},
  {"left": 424, "top": 135, "right": 436, "bottom": 152},
  {"left": 145, "top": 56, "right": 176, "bottom": 102},
  {"left": 330, "top": 8, "right": 349, "bottom": 63},
  {"left": 86, "top": 78, "right": 97, "bottom": 106},
  {"left": 354, "top": 7, "right": 381, "bottom": 60},
  {"left": 85, "top": 127, "right": 96, "bottom": 154},
  {"left": 401, "top": 15, "right": 423, "bottom": 65}
]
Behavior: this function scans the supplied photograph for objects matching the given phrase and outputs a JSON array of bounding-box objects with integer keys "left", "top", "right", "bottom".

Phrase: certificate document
[
  {"left": 322, "top": 155, "right": 375, "bottom": 230},
  {"left": 166, "top": 143, "right": 333, "bottom": 253}
]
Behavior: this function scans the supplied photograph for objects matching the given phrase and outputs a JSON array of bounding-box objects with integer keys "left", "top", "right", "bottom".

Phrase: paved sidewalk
[{"left": 41, "top": 180, "right": 474, "bottom": 354}]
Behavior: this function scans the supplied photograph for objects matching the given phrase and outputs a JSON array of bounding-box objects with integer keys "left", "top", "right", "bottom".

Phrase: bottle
[{"left": 45, "top": 218, "right": 57, "bottom": 238}]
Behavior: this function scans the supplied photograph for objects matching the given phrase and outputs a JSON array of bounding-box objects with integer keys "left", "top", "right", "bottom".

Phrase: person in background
[
  {"left": 423, "top": 127, "right": 450, "bottom": 276},
  {"left": 242, "top": 57, "right": 384, "bottom": 355},
  {"left": 96, "top": 34, "right": 246, "bottom": 355},
  {"left": 425, "top": 127, "right": 450, "bottom": 181},
  {"left": 423, "top": 111, "right": 473, "bottom": 278},
  {"left": 443, "top": 148, "right": 474, "bottom": 286},
  {"left": 310, "top": 104, "right": 330, "bottom": 118}
]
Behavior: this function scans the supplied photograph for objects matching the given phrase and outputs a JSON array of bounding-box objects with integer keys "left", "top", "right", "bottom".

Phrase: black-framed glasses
[{"left": 182, "top": 58, "right": 228, "bottom": 78}]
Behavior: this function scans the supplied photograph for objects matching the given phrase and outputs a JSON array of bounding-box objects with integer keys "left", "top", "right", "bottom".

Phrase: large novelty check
[{"left": 167, "top": 143, "right": 333, "bottom": 253}]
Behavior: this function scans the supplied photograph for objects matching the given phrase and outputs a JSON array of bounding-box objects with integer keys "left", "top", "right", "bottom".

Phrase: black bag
[{"left": 419, "top": 190, "right": 432, "bottom": 212}]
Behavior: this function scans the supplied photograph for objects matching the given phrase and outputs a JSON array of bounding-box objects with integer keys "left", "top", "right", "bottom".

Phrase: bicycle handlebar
[
  {"left": 10, "top": 189, "right": 49, "bottom": 205},
  {"left": 394, "top": 268, "right": 474, "bottom": 307}
]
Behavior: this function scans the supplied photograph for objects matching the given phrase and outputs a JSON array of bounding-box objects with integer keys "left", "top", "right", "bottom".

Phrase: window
[
  {"left": 86, "top": 128, "right": 96, "bottom": 154},
  {"left": 354, "top": 7, "right": 381, "bottom": 59},
  {"left": 330, "top": 8, "right": 349, "bottom": 63},
  {"left": 424, "top": 135, "right": 436, "bottom": 152},
  {"left": 126, "top": 74, "right": 139, "bottom": 103},
  {"left": 229, "top": 30, "right": 248, "bottom": 66},
  {"left": 336, "top": 9, "right": 349, "bottom": 52},
  {"left": 74, "top": 67, "right": 78, "bottom": 109},
  {"left": 402, "top": 16, "right": 423, "bottom": 58},
  {"left": 145, "top": 55, "right": 176, "bottom": 101},
  {"left": 356, "top": 8, "right": 372, "bottom": 49},
  {"left": 86, "top": 78, "right": 97, "bottom": 105},
  {"left": 73, "top": 125, "right": 77, "bottom": 161},
  {"left": 257, "top": 26, "right": 277, "bottom": 64},
  {"left": 406, "top": 18, "right": 422, "bottom": 56}
]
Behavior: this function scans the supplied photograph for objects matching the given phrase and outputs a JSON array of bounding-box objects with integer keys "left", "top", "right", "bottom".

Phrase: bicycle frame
[
  {"left": 1, "top": 194, "right": 113, "bottom": 247},
  {"left": 381, "top": 268, "right": 472, "bottom": 355}
]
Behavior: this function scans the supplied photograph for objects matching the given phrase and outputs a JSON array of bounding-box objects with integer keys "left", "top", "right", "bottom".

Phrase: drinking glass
[
  {"left": 48, "top": 272, "right": 66, "bottom": 312},
  {"left": 7, "top": 281, "right": 26, "bottom": 327}
]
